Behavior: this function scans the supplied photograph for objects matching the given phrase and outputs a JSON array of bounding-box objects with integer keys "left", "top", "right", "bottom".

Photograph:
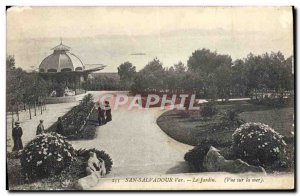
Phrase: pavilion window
[
  {"left": 47, "top": 69, "right": 57, "bottom": 72},
  {"left": 61, "top": 68, "right": 72, "bottom": 72}
]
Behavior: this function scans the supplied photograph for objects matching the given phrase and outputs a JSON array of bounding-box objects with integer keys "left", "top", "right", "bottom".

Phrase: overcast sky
[{"left": 7, "top": 7, "right": 293, "bottom": 72}]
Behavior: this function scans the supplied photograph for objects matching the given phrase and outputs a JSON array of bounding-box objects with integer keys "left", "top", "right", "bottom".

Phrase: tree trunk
[
  {"left": 29, "top": 105, "right": 32, "bottom": 120},
  {"left": 34, "top": 102, "right": 36, "bottom": 116},
  {"left": 23, "top": 103, "right": 26, "bottom": 111},
  {"left": 41, "top": 102, "right": 43, "bottom": 115},
  {"left": 16, "top": 103, "right": 19, "bottom": 121},
  {"left": 255, "top": 88, "right": 258, "bottom": 100}
]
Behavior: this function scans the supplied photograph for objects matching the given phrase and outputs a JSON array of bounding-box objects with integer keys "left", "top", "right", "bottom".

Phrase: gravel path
[
  {"left": 7, "top": 102, "right": 79, "bottom": 152},
  {"left": 71, "top": 91, "right": 193, "bottom": 177}
]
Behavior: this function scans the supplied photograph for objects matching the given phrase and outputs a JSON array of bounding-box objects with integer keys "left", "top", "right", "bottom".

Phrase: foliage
[
  {"left": 76, "top": 148, "right": 113, "bottom": 174},
  {"left": 187, "top": 48, "right": 232, "bottom": 74},
  {"left": 82, "top": 74, "right": 120, "bottom": 91},
  {"left": 221, "top": 109, "right": 244, "bottom": 126},
  {"left": 232, "top": 122, "right": 288, "bottom": 166},
  {"left": 250, "top": 96, "right": 294, "bottom": 107},
  {"left": 184, "top": 139, "right": 212, "bottom": 172},
  {"left": 129, "top": 50, "right": 293, "bottom": 100},
  {"left": 200, "top": 102, "right": 218, "bottom": 117},
  {"left": 20, "top": 132, "right": 76, "bottom": 180},
  {"left": 118, "top": 61, "right": 136, "bottom": 90},
  {"left": 131, "top": 58, "right": 166, "bottom": 94},
  {"left": 47, "top": 94, "right": 95, "bottom": 138}
]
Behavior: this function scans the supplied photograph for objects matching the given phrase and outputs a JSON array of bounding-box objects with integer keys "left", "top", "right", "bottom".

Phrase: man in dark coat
[
  {"left": 36, "top": 120, "right": 45, "bottom": 135},
  {"left": 12, "top": 121, "right": 23, "bottom": 151}
]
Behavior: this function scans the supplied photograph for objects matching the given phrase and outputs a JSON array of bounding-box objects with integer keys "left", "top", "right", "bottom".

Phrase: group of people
[
  {"left": 12, "top": 117, "right": 65, "bottom": 152},
  {"left": 97, "top": 101, "right": 112, "bottom": 126}
]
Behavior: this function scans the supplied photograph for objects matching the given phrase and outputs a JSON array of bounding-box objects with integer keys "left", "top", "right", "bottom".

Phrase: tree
[
  {"left": 117, "top": 62, "right": 136, "bottom": 90},
  {"left": 214, "top": 65, "right": 232, "bottom": 101},
  {"left": 187, "top": 48, "right": 232, "bottom": 74},
  {"left": 186, "top": 49, "right": 232, "bottom": 98},
  {"left": 131, "top": 58, "right": 166, "bottom": 94}
]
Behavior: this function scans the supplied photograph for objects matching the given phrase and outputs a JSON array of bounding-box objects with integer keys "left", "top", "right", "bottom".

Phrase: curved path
[{"left": 71, "top": 91, "right": 193, "bottom": 177}]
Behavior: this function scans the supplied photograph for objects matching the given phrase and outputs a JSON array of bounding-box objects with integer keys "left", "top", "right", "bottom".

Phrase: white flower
[
  {"left": 57, "top": 158, "right": 62, "bottom": 161},
  {"left": 37, "top": 160, "right": 43, "bottom": 166}
]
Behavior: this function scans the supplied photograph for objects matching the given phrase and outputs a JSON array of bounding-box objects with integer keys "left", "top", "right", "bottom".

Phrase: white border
[{"left": 1, "top": 1, "right": 299, "bottom": 195}]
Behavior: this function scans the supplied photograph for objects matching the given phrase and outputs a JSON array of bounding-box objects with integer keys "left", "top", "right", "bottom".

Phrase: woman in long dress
[
  {"left": 104, "top": 101, "right": 112, "bottom": 123},
  {"left": 97, "top": 104, "right": 105, "bottom": 125}
]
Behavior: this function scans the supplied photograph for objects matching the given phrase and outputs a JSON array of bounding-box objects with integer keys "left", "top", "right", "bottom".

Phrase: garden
[
  {"left": 7, "top": 94, "right": 113, "bottom": 190},
  {"left": 46, "top": 93, "right": 99, "bottom": 140},
  {"left": 7, "top": 132, "right": 113, "bottom": 190},
  {"left": 157, "top": 99, "right": 294, "bottom": 173}
]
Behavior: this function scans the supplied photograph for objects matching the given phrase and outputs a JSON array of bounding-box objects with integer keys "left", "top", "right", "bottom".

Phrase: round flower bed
[
  {"left": 20, "top": 132, "right": 76, "bottom": 180},
  {"left": 232, "top": 122, "right": 287, "bottom": 165}
]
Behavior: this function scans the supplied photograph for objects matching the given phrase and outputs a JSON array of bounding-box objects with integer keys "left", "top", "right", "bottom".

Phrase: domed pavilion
[{"left": 39, "top": 40, "right": 105, "bottom": 99}]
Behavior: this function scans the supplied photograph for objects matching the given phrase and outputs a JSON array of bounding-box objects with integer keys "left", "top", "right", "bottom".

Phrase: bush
[
  {"left": 76, "top": 148, "right": 113, "bottom": 175},
  {"left": 20, "top": 133, "right": 76, "bottom": 180},
  {"left": 232, "top": 122, "right": 287, "bottom": 166},
  {"left": 221, "top": 109, "right": 244, "bottom": 126},
  {"left": 184, "top": 139, "right": 212, "bottom": 172},
  {"left": 47, "top": 93, "right": 95, "bottom": 137},
  {"left": 200, "top": 102, "right": 218, "bottom": 117}
]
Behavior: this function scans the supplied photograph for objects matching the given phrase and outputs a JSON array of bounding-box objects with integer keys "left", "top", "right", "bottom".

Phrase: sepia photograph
[{"left": 5, "top": 6, "right": 295, "bottom": 191}]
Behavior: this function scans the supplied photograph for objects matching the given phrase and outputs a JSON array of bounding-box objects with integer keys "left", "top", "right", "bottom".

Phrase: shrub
[
  {"left": 221, "top": 109, "right": 244, "bottom": 126},
  {"left": 232, "top": 122, "right": 287, "bottom": 166},
  {"left": 184, "top": 139, "right": 212, "bottom": 172},
  {"left": 76, "top": 148, "right": 113, "bottom": 175},
  {"left": 20, "top": 133, "right": 76, "bottom": 180},
  {"left": 47, "top": 93, "right": 95, "bottom": 137},
  {"left": 200, "top": 102, "right": 218, "bottom": 117}
]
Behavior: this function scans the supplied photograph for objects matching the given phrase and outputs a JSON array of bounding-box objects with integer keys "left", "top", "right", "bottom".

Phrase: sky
[{"left": 7, "top": 6, "right": 293, "bottom": 72}]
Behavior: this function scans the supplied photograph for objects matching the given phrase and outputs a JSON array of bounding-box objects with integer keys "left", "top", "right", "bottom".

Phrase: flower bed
[
  {"left": 232, "top": 122, "right": 288, "bottom": 167},
  {"left": 20, "top": 132, "right": 76, "bottom": 181},
  {"left": 47, "top": 94, "right": 97, "bottom": 140},
  {"left": 8, "top": 136, "right": 113, "bottom": 190}
]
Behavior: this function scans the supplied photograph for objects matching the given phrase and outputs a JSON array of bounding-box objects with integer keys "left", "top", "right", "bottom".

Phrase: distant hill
[{"left": 91, "top": 72, "right": 120, "bottom": 81}]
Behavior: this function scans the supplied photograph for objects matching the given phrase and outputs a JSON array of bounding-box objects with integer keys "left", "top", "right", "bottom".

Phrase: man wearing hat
[
  {"left": 36, "top": 120, "right": 45, "bottom": 135},
  {"left": 12, "top": 121, "right": 23, "bottom": 151}
]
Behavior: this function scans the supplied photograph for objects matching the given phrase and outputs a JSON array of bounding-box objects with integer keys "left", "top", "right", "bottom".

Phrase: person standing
[
  {"left": 56, "top": 117, "right": 64, "bottom": 135},
  {"left": 12, "top": 121, "right": 23, "bottom": 151},
  {"left": 98, "top": 104, "right": 105, "bottom": 125},
  {"left": 104, "top": 101, "right": 112, "bottom": 123},
  {"left": 36, "top": 120, "right": 45, "bottom": 135}
]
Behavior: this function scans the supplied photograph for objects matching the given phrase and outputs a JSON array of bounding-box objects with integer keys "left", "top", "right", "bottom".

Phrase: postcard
[{"left": 6, "top": 6, "right": 294, "bottom": 191}]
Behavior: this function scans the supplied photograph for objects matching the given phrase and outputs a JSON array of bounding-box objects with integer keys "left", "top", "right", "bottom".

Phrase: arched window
[
  {"left": 39, "top": 68, "right": 45, "bottom": 73},
  {"left": 75, "top": 67, "right": 83, "bottom": 71},
  {"left": 47, "top": 69, "right": 57, "bottom": 72},
  {"left": 61, "top": 68, "right": 72, "bottom": 72}
]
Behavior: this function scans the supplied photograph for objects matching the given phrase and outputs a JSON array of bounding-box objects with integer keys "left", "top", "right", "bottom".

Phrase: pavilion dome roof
[{"left": 39, "top": 41, "right": 85, "bottom": 73}]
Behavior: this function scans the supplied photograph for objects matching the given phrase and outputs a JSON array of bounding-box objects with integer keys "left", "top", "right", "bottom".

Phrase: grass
[
  {"left": 157, "top": 101, "right": 294, "bottom": 146},
  {"left": 157, "top": 100, "right": 294, "bottom": 172},
  {"left": 67, "top": 108, "right": 99, "bottom": 140}
]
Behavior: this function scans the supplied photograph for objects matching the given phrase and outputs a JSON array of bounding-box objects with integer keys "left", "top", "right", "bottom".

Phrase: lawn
[
  {"left": 157, "top": 101, "right": 294, "bottom": 147},
  {"left": 157, "top": 101, "right": 294, "bottom": 172}
]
